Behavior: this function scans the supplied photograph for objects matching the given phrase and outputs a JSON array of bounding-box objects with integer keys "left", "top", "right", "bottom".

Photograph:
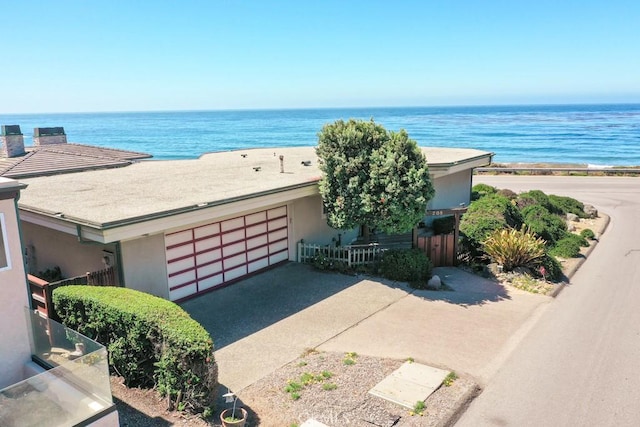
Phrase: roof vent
[
  {"left": 241, "top": 154, "right": 247, "bottom": 158},
  {"left": 301, "top": 160, "right": 312, "bottom": 166},
  {"left": 253, "top": 166, "right": 261, "bottom": 172}
]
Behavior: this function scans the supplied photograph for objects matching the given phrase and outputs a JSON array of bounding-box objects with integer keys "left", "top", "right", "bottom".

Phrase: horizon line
[{"left": 2, "top": 101, "right": 640, "bottom": 116}]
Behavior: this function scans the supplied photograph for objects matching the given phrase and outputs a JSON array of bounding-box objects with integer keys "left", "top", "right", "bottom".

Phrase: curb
[
  {"left": 439, "top": 381, "right": 482, "bottom": 427},
  {"left": 550, "top": 212, "right": 610, "bottom": 298}
]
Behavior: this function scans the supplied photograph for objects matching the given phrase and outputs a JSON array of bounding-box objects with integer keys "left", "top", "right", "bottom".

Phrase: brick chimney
[
  {"left": 33, "top": 127, "right": 67, "bottom": 146},
  {"left": 1, "top": 125, "right": 25, "bottom": 158}
]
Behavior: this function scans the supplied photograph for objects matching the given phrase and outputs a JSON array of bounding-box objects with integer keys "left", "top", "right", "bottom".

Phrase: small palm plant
[{"left": 483, "top": 226, "right": 546, "bottom": 271}]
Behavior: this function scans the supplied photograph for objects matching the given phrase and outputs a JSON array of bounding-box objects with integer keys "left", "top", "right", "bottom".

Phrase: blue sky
[{"left": 1, "top": 0, "right": 639, "bottom": 113}]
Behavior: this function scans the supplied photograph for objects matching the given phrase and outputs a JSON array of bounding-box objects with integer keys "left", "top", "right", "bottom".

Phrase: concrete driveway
[{"left": 180, "top": 262, "right": 551, "bottom": 393}]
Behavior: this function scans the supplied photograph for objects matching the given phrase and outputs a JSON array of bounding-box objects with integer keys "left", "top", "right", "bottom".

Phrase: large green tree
[{"left": 316, "top": 119, "right": 435, "bottom": 238}]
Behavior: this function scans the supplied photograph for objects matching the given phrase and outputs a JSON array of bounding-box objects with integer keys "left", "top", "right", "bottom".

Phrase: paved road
[{"left": 456, "top": 176, "right": 640, "bottom": 427}]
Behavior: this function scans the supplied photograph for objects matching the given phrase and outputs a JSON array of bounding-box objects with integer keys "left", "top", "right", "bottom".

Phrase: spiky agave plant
[{"left": 483, "top": 226, "right": 546, "bottom": 271}]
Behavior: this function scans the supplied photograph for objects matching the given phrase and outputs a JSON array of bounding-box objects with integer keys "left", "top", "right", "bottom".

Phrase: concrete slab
[
  {"left": 182, "top": 263, "right": 551, "bottom": 395},
  {"left": 370, "top": 361, "right": 449, "bottom": 409}
]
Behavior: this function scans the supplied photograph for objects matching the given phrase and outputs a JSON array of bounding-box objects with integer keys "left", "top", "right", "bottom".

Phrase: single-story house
[{"left": 13, "top": 142, "right": 492, "bottom": 301}]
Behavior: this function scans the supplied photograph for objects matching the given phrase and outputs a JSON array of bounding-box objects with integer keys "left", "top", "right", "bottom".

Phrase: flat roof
[{"left": 18, "top": 146, "right": 491, "bottom": 227}]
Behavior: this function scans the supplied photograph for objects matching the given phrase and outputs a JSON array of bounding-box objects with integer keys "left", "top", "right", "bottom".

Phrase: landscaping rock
[
  {"left": 566, "top": 222, "right": 576, "bottom": 232},
  {"left": 566, "top": 213, "right": 579, "bottom": 222},
  {"left": 584, "top": 204, "right": 598, "bottom": 218},
  {"left": 427, "top": 275, "right": 442, "bottom": 290},
  {"left": 484, "top": 263, "right": 502, "bottom": 277}
]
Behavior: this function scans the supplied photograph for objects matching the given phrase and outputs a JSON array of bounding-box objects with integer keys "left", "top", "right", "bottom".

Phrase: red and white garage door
[{"left": 165, "top": 206, "right": 289, "bottom": 301}]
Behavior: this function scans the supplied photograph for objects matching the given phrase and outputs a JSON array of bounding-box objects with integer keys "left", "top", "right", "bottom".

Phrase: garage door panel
[
  {"left": 246, "top": 223, "right": 267, "bottom": 238},
  {"left": 247, "top": 246, "right": 269, "bottom": 262},
  {"left": 195, "top": 236, "right": 221, "bottom": 252},
  {"left": 194, "top": 223, "right": 220, "bottom": 239},
  {"left": 268, "top": 217, "right": 287, "bottom": 230},
  {"left": 224, "top": 265, "right": 248, "bottom": 282},
  {"left": 269, "top": 250, "right": 288, "bottom": 264},
  {"left": 165, "top": 206, "right": 288, "bottom": 300},
  {"left": 167, "top": 258, "right": 195, "bottom": 275},
  {"left": 225, "top": 253, "right": 247, "bottom": 269},
  {"left": 268, "top": 206, "right": 287, "bottom": 219},
  {"left": 165, "top": 230, "right": 192, "bottom": 247},
  {"left": 269, "top": 240, "right": 288, "bottom": 253},
  {"left": 168, "top": 270, "right": 196, "bottom": 288},
  {"left": 199, "top": 274, "right": 224, "bottom": 291},
  {"left": 196, "top": 249, "right": 221, "bottom": 265},
  {"left": 269, "top": 228, "right": 287, "bottom": 242},
  {"left": 222, "top": 229, "right": 245, "bottom": 246},
  {"left": 221, "top": 217, "right": 245, "bottom": 232},
  {"left": 248, "top": 258, "right": 269, "bottom": 273},
  {"left": 170, "top": 283, "right": 198, "bottom": 301},
  {"left": 167, "top": 244, "right": 193, "bottom": 261},
  {"left": 198, "top": 261, "right": 222, "bottom": 278},
  {"left": 246, "top": 235, "right": 268, "bottom": 250},
  {"left": 245, "top": 211, "right": 266, "bottom": 225}
]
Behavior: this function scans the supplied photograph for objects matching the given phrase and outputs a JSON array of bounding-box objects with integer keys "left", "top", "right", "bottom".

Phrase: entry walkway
[{"left": 181, "top": 263, "right": 550, "bottom": 392}]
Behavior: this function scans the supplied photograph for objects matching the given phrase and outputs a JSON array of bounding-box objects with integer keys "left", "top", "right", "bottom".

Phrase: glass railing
[{"left": 0, "top": 309, "right": 115, "bottom": 427}]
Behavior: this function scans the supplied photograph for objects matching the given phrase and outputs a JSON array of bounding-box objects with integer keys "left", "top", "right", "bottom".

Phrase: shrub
[
  {"left": 432, "top": 215, "right": 455, "bottom": 235},
  {"left": 53, "top": 286, "right": 217, "bottom": 414},
  {"left": 549, "top": 236, "right": 582, "bottom": 258},
  {"left": 482, "top": 227, "right": 546, "bottom": 271},
  {"left": 460, "top": 194, "right": 523, "bottom": 258},
  {"left": 515, "top": 190, "right": 554, "bottom": 212},
  {"left": 539, "top": 253, "right": 564, "bottom": 282},
  {"left": 564, "top": 232, "right": 589, "bottom": 247},
  {"left": 549, "top": 194, "right": 586, "bottom": 217},
  {"left": 471, "top": 183, "right": 497, "bottom": 201},
  {"left": 580, "top": 228, "right": 596, "bottom": 240},
  {"left": 497, "top": 188, "right": 517, "bottom": 200},
  {"left": 380, "top": 249, "right": 432, "bottom": 287},
  {"left": 521, "top": 205, "right": 567, "bottom": 245}
]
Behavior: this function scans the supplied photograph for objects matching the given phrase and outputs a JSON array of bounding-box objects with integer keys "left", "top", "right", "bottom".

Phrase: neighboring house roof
[
  {"left": 0, "top": 143, "right": 152, "bottom": 179},
  {"left": 17, "top": 146, "right": 492, "bottom": 243}
]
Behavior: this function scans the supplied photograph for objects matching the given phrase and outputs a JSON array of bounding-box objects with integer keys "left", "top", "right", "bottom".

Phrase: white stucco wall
[
  {"left": 120, "top": 233, "right": 169, "bottom": 299},
  {"left": 21, "top": 222, "right": 116, "bottom": 278},
  {"left": 290, "top": 194, "right": 359, "bottom": 247},
  {"left": 0, "top": 192, "right": 31, "bottom": 389},
  {"left": 428, "top": 169, "right": 473, "bottom": 211}
]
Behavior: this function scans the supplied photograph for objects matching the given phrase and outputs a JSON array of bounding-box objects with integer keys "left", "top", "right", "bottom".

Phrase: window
[{"left": 0, "top": 213, "right": 11, "bottom": 271}]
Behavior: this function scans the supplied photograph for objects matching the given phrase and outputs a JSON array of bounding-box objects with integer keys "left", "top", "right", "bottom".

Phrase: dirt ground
[{"left": 112, "top": 352, "right": 478, "bottom": 427}]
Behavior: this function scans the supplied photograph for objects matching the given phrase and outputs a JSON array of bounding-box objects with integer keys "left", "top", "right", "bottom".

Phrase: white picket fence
[{"left": 297, "top": 242, "right": 386, "bottom": 267}]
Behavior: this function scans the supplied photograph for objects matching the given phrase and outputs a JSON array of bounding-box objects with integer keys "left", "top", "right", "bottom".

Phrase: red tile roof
[{"left": 0, "top": 143, "right": 152, "bottom": 178}]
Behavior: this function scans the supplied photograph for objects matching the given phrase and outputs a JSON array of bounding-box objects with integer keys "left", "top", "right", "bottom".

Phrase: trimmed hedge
[
  {"left": 380, "top": 249, "right": 433, "bottom": 288},
  {"left": 53, "top": 286, "right": 217, "bottom": 414}
]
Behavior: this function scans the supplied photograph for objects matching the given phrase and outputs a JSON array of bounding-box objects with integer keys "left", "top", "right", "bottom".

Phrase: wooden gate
[{"left": 417, "top": 234, "right": 456, "bottom": 267}]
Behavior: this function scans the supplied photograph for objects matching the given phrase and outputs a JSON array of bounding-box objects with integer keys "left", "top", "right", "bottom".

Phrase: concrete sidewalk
[{"left": 181, "top": 263, "right": 551, "bottom": 393}]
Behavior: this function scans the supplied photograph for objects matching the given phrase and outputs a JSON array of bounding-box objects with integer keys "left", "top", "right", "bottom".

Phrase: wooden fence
[
  {"left": 28, "top": 266, "right": 118, "bottom": 319},
  {"left": 416, "top": 234, "right": 456, "bottom": 267},
  {"left": 297, "top": 242, "right": 386, "bottom": 267}
]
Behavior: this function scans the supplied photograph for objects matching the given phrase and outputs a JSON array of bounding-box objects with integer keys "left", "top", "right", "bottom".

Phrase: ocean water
[{"left": 2, "top": 104, "right": 640, "bottom": 166}]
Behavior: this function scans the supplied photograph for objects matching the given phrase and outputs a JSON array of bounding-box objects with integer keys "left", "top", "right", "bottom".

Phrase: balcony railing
[{"left": 0, "top": 309, "right": 116, "bottom": 427}]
